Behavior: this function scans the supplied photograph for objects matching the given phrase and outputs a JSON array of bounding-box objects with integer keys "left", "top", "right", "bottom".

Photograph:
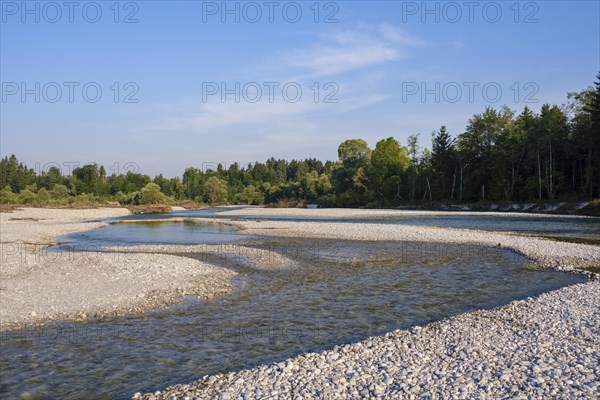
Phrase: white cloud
[
  {"left": 452, "top": 40, "right": 466, "bottom": 50},
  {"left": 143, "top": 22, "right": 424, "bottom": 150},
  {"left": 147, "top": 91, "right": 387, "bottom": 133},
  {"left": 281, "top": 24, "right": 425, "bottom": 79},
  {"left": 379, "top": 23, "right": 427, "bottom": 46}
]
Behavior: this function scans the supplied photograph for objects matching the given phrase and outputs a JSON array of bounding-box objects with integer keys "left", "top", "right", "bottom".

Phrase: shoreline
[
  {"left": 0, "top": 208, "right": 237, "bottom": 331},
  {"left": 0, "top": 207, "right": 598, "bottom": 398},
  {"left": 218, "top": 206, "right": 600, "bottom": 219},
  {"left": 138, "top": 279, "right": 599, "bottom": 399},
  {"left": 224, "top": 216, "right": 600, "bottom": 274},
  {"left": 135, "top": 208, "right": 599, "bottom": 399}
]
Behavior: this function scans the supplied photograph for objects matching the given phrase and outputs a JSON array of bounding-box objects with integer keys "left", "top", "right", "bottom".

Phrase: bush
[
  {"left": 237, "top": 185, "right": 264, "bottom": 205},
  {"left": 114, "top": 191, "right": 130, "bottom": 204},
  {"left": 265, "top": 198, "right": 307, "bottom": 208},
  {"left": 17, "top": 189, "right": 38, "bottom": 204},
  {"left": 51, "top": 184, "right": 70, "bottom": 199},
  {"left": 316, "top": 194, "right": 337, "bottom": 208},
  {"left": 37, "top": 187, "right": 51, "bottom": 202},
  {"left": 204, "top": 177, "right": 228, "bottom": 205},
  {"left": 0, "top": 186, "right": 17, "bottom": 204},
  {"left": 139, "top": 182, "right": 172, "bottom": 205}
]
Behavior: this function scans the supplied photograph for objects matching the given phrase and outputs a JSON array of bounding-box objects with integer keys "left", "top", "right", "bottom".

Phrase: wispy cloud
[
  {"left": 452, "top": 40, "right": 466, "bottom": 50},
  {"left": 378, "top": 23, "right": 427, "bottom": 46},
  {"left": 281, "top": 24, "right": 425, "bottom": 79},
  {"left": 145, "top": 23, "right": 424, "bottom": 137},
  {"left": 146, "top": 91, "right": 387, "bottom": 133}
]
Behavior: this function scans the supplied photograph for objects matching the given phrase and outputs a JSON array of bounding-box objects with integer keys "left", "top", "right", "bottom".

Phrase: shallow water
[
  {"left": 0, "top": 238, "right": 586, "bottom": 400},
  {"left": 363, "top": 214, "right": 600, "bottom": 241},
  {"left": 248, "top": 214, "right": 599, "bottom": 242},
  {"left": 55, "top": 219, "right": 253, "bottom": 251},
  {"left": 63, "top": 208, "right": 600, "bottom": 253}
]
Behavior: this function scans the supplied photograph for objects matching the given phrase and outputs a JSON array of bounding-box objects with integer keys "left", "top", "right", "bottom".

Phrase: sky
[{"left": 1, "top": 0, "right": 599, "bottom": 177}]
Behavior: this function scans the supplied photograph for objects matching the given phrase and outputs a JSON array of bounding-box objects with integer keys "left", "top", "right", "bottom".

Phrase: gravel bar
[
  {"left": 135, "top": 210, "right": 599, "bottom": 400},
  {"left": 135, "top": 280, "right": 599, "bottom": 400},
  {"left": 0, "top": 208, "right": 236, "bottom": 330}
]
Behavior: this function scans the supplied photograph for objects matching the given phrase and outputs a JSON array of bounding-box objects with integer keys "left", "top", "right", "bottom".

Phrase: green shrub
[
  {"left": 265, "top": 198, "right": 307, "bottom": 208},
  {"left": 139, "top": 182, "right": 172, "bottom": 205},
  {"left": 316, "top": 194, "right": 337, "bottom": 208},
  {"left": 17, "top": 189, "right": 38, "bottom": 204},
  {"left": 51, "top": 184, "right": 70, "bottom": 199},
  {"left": 0, "top": 186, "right": 17, "bottom": 204},
  {"left": 37, "top": 187, "right": 51, "bottom": 202}
]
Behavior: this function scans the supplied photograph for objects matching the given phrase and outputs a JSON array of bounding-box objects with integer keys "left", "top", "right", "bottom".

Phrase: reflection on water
[
  {"left": 55, "top": 219, "right": 254, "bottom": 251},
  {"left": 0, "top": 238, "right": 586, "bottom": 400}
]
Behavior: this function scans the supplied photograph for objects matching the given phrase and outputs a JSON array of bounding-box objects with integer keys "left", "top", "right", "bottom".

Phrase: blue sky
[{"left": 1, "top": 0, "right": 599, "bottom": 177}]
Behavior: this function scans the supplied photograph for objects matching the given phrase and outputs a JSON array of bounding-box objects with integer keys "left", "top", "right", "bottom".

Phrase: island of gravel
[
  {"left": 135, "top": 207, "right": 599, "bottom": 400},
  {"left": 0, "top": 207, "right": 292, "bottom": 331}
]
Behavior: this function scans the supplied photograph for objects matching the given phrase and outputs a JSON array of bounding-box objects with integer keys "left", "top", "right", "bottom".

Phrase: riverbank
[
  {"left": 217, "top": 207, "right": 597, "bottom": 220},
  {"left": 137, "top": 280, "right": 599, "bottom": 399},
  {"left": 1, "top": 207, "right": 598, "bottom": 398},
  {"left": 0, "top": 208, "right": 235, "bottom": 331},
  {"left": 137, "top": 208, "right": 600, "bottom": 399},
  {"left": 398, "top": 199, "right": 599, "bottom": 217},
  {"left": 221, "top": 213, "right": 600, "bottom": 273}
]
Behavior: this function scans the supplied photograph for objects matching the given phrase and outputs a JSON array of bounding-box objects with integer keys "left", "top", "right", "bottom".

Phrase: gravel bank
[
  {"left": 0, "top": 207, "right": 130, "bottom": 245},
  {"left": 136, "top": 210, "right": 599, "bottom": 399},
  {"left": 228, "top": 219, "right": 600, "bottom": 273},
  {"left": 217, "top": 207, "right": 596, "bottom": 220},
  {"left": 136, "top": 280, "right": 599, "bottom": 399},
  {"left": 0, "top": 208, "right": 236, "bottom": 330},
  {"left": 113, "top": 244, "right": 297, "bottom": 271}
]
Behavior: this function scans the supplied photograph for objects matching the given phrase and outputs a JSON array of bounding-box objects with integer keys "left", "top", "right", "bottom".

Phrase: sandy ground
[{"left": 0, "top": 208, "right": 236, "bottom": 330}]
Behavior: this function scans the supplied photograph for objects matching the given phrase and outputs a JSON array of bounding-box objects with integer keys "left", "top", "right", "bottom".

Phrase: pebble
[
  {"left": 122, "top": 211, "right": 600, "bottom": 400},
  {"left": 133, "top": 280, "right": 599, "bottom": 400}
]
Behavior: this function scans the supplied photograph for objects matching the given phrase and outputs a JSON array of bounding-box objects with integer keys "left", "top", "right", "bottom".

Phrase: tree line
[{"left": 1, "top": 73, "right": 599, "bottom": 208}]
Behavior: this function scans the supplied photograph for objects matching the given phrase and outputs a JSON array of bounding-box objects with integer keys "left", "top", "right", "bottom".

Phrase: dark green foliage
[{"left": 0, "top": 155, "right": 36, "bottom": 192}]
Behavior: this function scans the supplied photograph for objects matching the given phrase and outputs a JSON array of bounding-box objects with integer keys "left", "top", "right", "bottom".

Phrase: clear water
[
  {"left": 99, "top": 207, "right": 600, "bottom": 242},
  {"left": 0, "top": 237, "right": 586, "bottom": 400},
  {"left": 55, "top": 219, "right": 254, "bottom": 251},
  {"left": 362, "top": 214, "right": 600, "bottom": 241}
]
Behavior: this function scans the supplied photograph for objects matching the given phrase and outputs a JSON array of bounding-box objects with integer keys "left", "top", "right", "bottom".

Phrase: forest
[{"left": 1, "top": 74, "right": 599, "bottom": 210}]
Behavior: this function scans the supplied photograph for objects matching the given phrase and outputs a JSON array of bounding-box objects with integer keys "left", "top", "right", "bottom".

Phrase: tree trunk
[
  {"left": 548, "top": 140, "right": 554, "bottom": 199},
  {"left": 572, "top": 161, "right": 576, "bottom": 193},
  {"left": 510, "top": 161, "right": 515, "bottom": 200},
  {"left": 459, "top": 164, "right": 463, "bottom": 200},
  {"left": 450, "top": 166, "right": 456, "bottom": 200},
  {"left": 537, "top": 146, "right": 542, "bottom": 200},
  {"left": 426, "top": 177, "right": 433, "bottom": 201},
  {"left": 580, "top": 159, "right": 586, "bottom": 193}
]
